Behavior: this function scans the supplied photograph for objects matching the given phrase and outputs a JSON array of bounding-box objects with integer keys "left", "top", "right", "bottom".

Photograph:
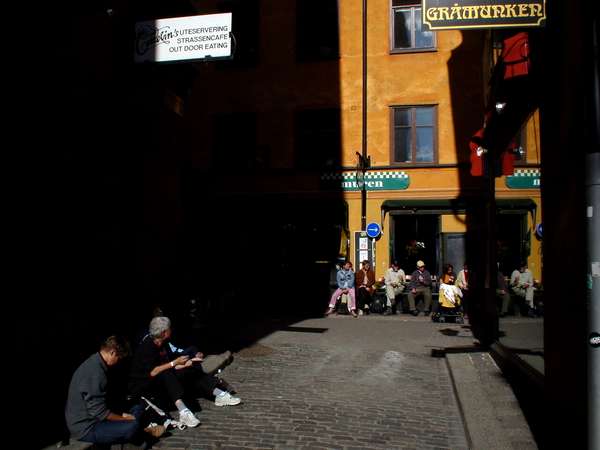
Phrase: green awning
[{"left": 381, "top": 198, "right": 536, "bottom": 213}]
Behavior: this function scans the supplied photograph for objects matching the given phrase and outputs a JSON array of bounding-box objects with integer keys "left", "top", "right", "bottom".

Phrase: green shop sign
[
  {"left": 422, "top": 0, "right": 546, "bottom": 31},
  {"left": 321, "top": 171, "right": 410, "bottom": 191},
  {"left": 505, "top": 169, "right": 540, "bottom": 189}
]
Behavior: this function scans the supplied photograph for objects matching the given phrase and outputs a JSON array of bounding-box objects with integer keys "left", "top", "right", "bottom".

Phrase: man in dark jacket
[
  {"left": 65, "top": 336, "right": 164, "bottom": 445},
  {"left": 407, "top": 260, "right": 433, "bottom": 316},
  {"left": 355, "top": 260, "right": 376, "bottom": 314},
  {"left": 128, "top": 316, "right": 241, "bottom": 429}
]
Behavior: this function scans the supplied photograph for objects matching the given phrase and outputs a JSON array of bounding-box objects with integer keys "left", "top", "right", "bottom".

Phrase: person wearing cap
[
  {"left": 384, "top": 260, "right": 406, "bottom": 315},
  {"left": 355, "top": 260, "right": 376, "bottom": 315},
  {"left": 407, "top": 260, "right": 433, "bottom": 316}
]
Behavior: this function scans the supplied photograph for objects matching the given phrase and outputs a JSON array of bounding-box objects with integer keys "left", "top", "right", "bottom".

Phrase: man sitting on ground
[
  {"left": 65, "top": 336, "right": 165, "bottom": 446},
  {"left": 128, "top": 316, "right": 241, "bottom": 429},
  {"left": 384, "top": 260, "right": 406, "bottom": 315}
]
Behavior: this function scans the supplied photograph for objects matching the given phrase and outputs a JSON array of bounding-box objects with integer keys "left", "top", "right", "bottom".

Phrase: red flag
[{"left": 469, "top": 128, "right": 485, "bottom": 177}]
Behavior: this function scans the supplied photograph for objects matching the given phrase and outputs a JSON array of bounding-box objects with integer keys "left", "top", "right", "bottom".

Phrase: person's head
[
  {"left": 446, "top": 274, "right": 456, "bottom": 285},
  {"left": 100, "top": 335, "right": 130, "bottom": 366},
  {"left": 416, "top": 260, "right": 426, "bottom": 271},
  {"left": 445, "top": 264, "right": 454, "bottom": 274},
  {"left": 519, "top": 261, "right": 528, "bottom": 272},
  {"left": 343, "top": 261, "right": 352, "bottom": 271},
  {"left": 463, "top": 263, "right": 469, "bottom": 272},
  {"left": 149, "top": 316, "right": 172, "bottom": 342},
  {"left": 362, "top": 260, "right": 370, "bottom": 270},
  {"left": 391, "top": 260, "right": 400, "bottom": 270}
]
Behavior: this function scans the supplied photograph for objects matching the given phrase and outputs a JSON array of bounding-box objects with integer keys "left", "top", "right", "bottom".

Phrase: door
[{"left": 441, "top": 233, "right": 466, "bottom": 276}]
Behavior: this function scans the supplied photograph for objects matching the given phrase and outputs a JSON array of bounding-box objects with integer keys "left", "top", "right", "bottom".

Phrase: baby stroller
[{"left": 431, "top": 279, "right": 464, "bottom": 324}]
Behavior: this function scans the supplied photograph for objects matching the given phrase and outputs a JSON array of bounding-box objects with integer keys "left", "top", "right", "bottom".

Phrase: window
[
  {"left": 296, "top": 0, "right": 339, "bottom": 61},
  {"left": 212, "top": 112, "right": 259, "bottom": 168},
  {"left": 218, "top": 0, "right": 260, "bottom": 68},
  {"left": 391, "top": 106, "right": 436, "bottom": 164},
  {"left": 391, "top": 1, "right": 435, "bottom": 52},
  {"left": 295, "top": 109, "right": 341, "bottom": 169}
]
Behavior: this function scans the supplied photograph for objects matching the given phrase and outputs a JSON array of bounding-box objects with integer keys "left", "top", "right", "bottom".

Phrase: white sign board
[{"left": 135, "top": 13, "right": 232, "bottom": 63}]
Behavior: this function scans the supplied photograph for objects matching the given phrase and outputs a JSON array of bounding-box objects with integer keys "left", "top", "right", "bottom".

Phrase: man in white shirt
[
  {"left": 510, "top": 261, "right": 535, "bottom": 315},
  {"left": 384, "top": 261, "right": 406, "bottom": 315}
]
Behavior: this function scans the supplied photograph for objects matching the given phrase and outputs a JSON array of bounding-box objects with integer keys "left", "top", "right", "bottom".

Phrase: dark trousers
[
  {"left": 356, "top": 287, "right": 373, "bottom": 310},
  {"left": 130, "top": 364, "right": 219, "bottom": 407},
  {"left": 80, "top": 404, "right": 143, "bottom": 445}
]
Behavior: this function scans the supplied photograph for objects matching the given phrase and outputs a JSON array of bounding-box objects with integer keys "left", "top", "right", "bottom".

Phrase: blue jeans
[{"left": 80, "top": 404, "right": 143, "bottom": 445}]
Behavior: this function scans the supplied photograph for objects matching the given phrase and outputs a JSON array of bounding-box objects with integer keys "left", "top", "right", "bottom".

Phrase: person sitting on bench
[
  {"left": 510, "top": 261, "right": 536, "bottom": 317},
  {"left": 355, "top": 260, "right": 376, "bottom": 315},
  {"left": 407, "top": 260, "right": 433, "bottom": 316},
  {"left": 384, "top": 260, "right": 406, "bottom": 315},
  {"left": 325, "top": 261, "right": 358, "bottom": 317}
]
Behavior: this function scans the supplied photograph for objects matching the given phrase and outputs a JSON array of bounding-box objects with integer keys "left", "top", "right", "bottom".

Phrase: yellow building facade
[{"left": 184, "top": 0, "right": 542, "bottom": 290}]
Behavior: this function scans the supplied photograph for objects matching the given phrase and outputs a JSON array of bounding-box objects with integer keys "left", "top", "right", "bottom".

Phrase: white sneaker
[
  {"left": 179, "top": 409, "right": 200, "bottom": 427},
  {"left": 214, "top": 391, "right": 242, "bottom": 406}
]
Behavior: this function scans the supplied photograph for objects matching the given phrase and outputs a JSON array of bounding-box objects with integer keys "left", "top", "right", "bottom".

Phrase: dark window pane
[
  {"left": 295, "top": 109, "right": 341, "bottom": 169},
  {"left": 217, "top": 0, "right": 260, "bottom": 68},
  {"left": 297, "top": 0, "right": 339, "bottom": 61},
  {"left": 213, "top": 113, "right": 257, "bottom": 168},
  {"left": 393, "top": 9, "right": 411, "bottom": 49},
  {"left": 415, "top": 107, "right": 434, "bottom": 126},
  {"left": 415, "top": 8, "right": 434, "bottom": 48},
  {"left": 415, "top": 127, "right": 434, "bottom": 162},
  {"left": 394, "top": 108, "right": 411, "bottom": 126},
  {"left": 394, "top": 127, "right": 412, "bottom": 162}
]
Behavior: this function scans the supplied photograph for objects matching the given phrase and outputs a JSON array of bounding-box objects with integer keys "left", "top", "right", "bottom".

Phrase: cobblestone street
[{"left": 153, "top": 315, "right": 472, "bottom": 450}]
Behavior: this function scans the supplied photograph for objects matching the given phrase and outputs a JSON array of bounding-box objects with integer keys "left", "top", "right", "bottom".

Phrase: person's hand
[
  {"left": 122, "top": 413, "right": 135, "bottom": 421},
  {"left": 195, "top": 352, "right": 204, "bottom": 360},
  {"left": 183, "top": 359, "right": 193, "bottom": 368},
  {"left": 174, "top": 355, "right": 189, "bottom": 366},
  {"left": 412, "top": 289, "right": 416, "bottom": 294}
]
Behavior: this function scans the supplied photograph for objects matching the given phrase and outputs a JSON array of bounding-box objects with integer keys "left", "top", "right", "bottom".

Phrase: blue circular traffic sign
[
  {"left": 366, "top": 222, "right": 381, "bottom": 238},
  {"left": 535, "top": 223, "right": 543, "bottom": 240}
]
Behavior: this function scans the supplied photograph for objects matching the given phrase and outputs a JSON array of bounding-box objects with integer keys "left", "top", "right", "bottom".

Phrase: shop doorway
[
  {"left": 496, "top": 212, "right": 529, "bottom": 276},
  {"left": 391, "top": 214, "right": 440, "bottom": 275},
  {"left": 441, "top": 233, "right": 466, "bottom": 275}
]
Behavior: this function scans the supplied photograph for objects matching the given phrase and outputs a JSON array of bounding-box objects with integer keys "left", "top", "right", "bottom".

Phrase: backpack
[{"left": 369, "top": 295, "right": 386, "bottom": 314}]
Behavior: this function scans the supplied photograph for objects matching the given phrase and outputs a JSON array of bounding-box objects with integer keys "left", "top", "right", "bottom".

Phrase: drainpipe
[
  {"left": 587, "top": 14, "right": 600, "bottom": 450},
  {"left": 361, "top": 0, "right": 368, "bottom": 230}
]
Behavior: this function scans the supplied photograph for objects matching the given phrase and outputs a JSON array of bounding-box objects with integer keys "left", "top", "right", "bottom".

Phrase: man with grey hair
[{"left": 129, "top": 317, "right": 241, "bottom": 428}]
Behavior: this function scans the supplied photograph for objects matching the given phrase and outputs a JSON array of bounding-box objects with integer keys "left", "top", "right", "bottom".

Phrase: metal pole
[
  {"left": 361, "top": 0, "right": 367, "bottom": 231},
  {"left": 483, "top": 153, "right": 499, "bottom": 347},
  {"left": 587, "top": 14, "right": 600, "bottom": 450}
]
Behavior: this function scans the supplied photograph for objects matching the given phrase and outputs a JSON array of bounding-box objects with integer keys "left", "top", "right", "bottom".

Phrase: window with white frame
[
  {"left": 391, "top": 106, "right": 436, "bottom": 164},
  {"left": 391, "top": 1, "right": 435, "bottom": 52}
]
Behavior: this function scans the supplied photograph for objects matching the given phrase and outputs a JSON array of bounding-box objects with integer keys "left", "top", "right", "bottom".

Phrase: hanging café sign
[
  {"left": 422, "top": 0, "right": 546, "bottom": 30},
  {"left": 135, "top": 13, "right": 232, "bottom": 63}
]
